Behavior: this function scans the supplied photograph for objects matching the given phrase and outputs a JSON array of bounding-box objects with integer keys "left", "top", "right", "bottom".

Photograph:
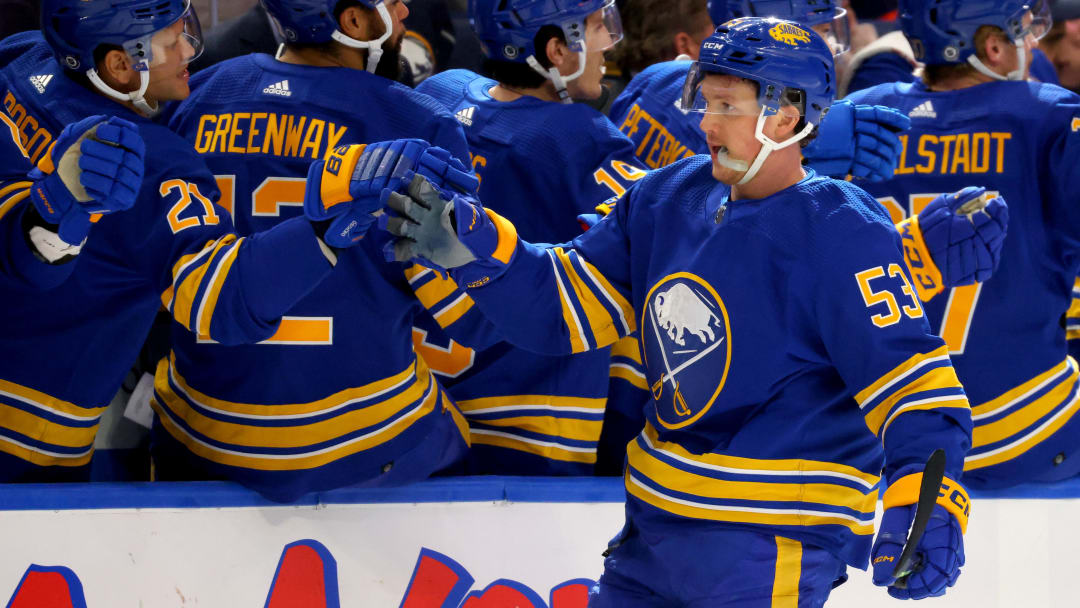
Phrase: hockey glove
[
  {"left": 577, "top": 196, "right": 619, "bottom": 231},
  {"left": 803, "top": 100, "right": 910, "bottom": 182},
  {"left": 382, "top": 173, "right": 516, "bottom": 288},
  {"left": 898, "top": 186, "right": 1008, "bottom": 301},
  {"left": 871, "top": 474, "right": 970, "bottom": 600},
  {"left": 28, "top": 115, "right": 145, "bottom": 245}
]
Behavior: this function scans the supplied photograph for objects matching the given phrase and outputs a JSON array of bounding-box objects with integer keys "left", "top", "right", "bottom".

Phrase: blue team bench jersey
[
  {"left": 0, "top": 33, "right": 332, "bottom": 482},
  {"left": 156, "top": 54, "right": 489, "bottom": 500},
  {"left": 608, "top": 61, "right": 704, "bottom": 170},
  {"left": 848, "top": 79, "right": 1080, "bottom": 489},
  {"left": 413, "top": 69, "right": 647, "bottom": 474},
  {"left": 459, "top": 157, "right": 973, "bottom": 568}
]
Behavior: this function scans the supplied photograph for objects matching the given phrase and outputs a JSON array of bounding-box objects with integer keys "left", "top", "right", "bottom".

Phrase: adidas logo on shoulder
[
  {"left": 29, "top": 74, "right": 53, "bottom": 94},
  {"left": 455, "top": 106, "right": 476, "bottom": 127},
  {"left": 909, "top": 100, "right": 937, "bottom": 119},
  {"left": 262, "top": 80, "right": 292, "bottom": 97}
]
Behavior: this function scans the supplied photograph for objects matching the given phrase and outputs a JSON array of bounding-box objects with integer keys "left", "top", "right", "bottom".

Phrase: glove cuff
[
  {"left": 883, "top": 473, "right": 970, "bottom": 533},
  {"left": 897, "top": 215, "right": 945, "bottom": 302},
  {"left": 456, "top": 207, "right": 519, "bottom": 289}
]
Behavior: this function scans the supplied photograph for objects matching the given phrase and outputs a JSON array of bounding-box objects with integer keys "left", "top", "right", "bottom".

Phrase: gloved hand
[
  {"left": 578, "top": 196, "right": 618, "bottom": 232},
  {"left": 304, "top": 140, "right": 479, "bottom": 249},
  {"left": 28, "top": 115, "right": 145, "bottom": 245},
  {"left": 871, "top": 475, "right": 970, "bottom": 600},
  {"left": 898, "top": 186, "right": 1008, "bottom": 300},
  {"left": 382, "top": 173, "right": 516, "bottom": 287},
  {"left": 803, "top": 100, "right": 910, "bottom": 182}
]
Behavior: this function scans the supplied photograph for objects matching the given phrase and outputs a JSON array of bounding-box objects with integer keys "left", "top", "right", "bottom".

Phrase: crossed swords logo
[{"left": 648, "top": 299, "right": 725, "bottom": 417}]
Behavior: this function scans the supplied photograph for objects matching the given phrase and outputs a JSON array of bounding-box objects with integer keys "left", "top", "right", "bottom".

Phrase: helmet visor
[
  {"left": 680, "top": 63, "right": 766, "bottom": 115},
  {"left": 127, "top": 3, "right": 205, "bottom": 69},
  {"left": 585, "top": 0, "right": 624, "bottom": 52},
  {"left": 1019, "top": 0, "right": 1052, "bottom": 41},
  {"left": 811, "top": 7, "right": 851, "bottom": 56}
]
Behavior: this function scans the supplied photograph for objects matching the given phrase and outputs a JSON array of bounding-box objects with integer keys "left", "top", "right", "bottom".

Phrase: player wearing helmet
[
  {"left": 403, "top": 0, "right": 649, "bottom": 476},
  {"left": 378, "top": 18, "right": 977, "bottom": 603},
  {"left": 0, "top": 0, "right": 373, "bottom": 482},
  {"left": 849, "top": 0, "right": 1080, "bottom": 494},
  {"left": 154, "top": 0, "right": 498, "bottom": 502}
]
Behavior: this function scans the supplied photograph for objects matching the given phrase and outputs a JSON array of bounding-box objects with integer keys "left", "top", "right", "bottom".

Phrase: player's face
[
  {"left": 145, "top": 19, "right": 198, "bottom": 103},
  {"left": 384, "top": 0, "right": 410, "bottom": 49},
  {"left": 566, "top": 7, "right": 621, "bottom": 100},
  {"left": 697, "top": 75, "right": 763, "bottom": 184}
]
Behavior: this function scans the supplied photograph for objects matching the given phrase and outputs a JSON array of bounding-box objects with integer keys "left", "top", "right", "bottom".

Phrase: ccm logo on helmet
[
  {"left": 769, "top": 23, "right": 811, "bottom": 46},
  {"left": 702, "top": 42, "right": 723, "bottom": 50}
]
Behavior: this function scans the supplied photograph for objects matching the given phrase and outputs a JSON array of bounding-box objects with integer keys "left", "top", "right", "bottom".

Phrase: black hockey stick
[{"left": 890, "top": 448, "right": 946, "bottom": 589}]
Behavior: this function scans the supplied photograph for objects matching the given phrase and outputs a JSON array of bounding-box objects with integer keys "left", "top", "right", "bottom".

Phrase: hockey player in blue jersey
[
  {"left": 610, "top": 0, "right": 910, "bottom": 180},
  {"left": 848, "top": 0, "right": 1080, "bottom": 492},
  {"left": 408, "top": 0, "right": 647, "bottom": 475},
  {"left": 0, "top": 0, "right": 374, "bottom": 482},
  {"left": 156, "top": 0, "right": 496, "bottom": 502},
  {"left": 380, "top": 19, "right": 983, "bottom": 603}
]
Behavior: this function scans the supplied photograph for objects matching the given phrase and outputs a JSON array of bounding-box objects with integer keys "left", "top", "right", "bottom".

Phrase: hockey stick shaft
[{"left": 891, "top": 448, "right": 947, "bottom": 588}]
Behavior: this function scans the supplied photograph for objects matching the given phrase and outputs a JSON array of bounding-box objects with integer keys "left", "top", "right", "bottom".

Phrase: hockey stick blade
[{"left": 890, "top": 448, "right": 947, "bottom": 589}]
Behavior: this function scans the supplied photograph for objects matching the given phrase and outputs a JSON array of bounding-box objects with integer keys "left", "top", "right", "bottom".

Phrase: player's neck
[
  {"left": 277, "top": 45, "right": 367, "bottom": 71},
  {"left": 926, "top": 71, "right": 998, "bottom": 92},
  {"left": 730, "top": 149, "right": 806, "bottom": 201},
  {"left": 489, "top": 82, "right": 560, "bottom": 103}
]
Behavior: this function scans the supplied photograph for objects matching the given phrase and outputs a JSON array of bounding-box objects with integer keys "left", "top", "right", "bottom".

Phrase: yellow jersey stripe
[
  {"left": 455, "top": 394, "right": 606, "bottom": 414},
  {"left": 547, "top": 250, "right": 587, "bottom": 353},
  {"left": 0, "top": 403, "right": 99, "bottom": 449},
  {"left": 467, "top": 415, "right": 602, "bottom": 442},
  {"left": 432, "top": 292, "right": 474, "bottom": 327},
  {"left": 469, "top": 428, "right": 597, "bottom": 464},
  {"left": 159, "top": 353, "right": 420, "bottom": 417},
  {"left": 152, "top": 378, "right": 439, "bottom": 471},
  {"left": 0, "top": 435, "right": 93, "bottom": 467},
  {"left": 863, "top": 366, "right": 964, "bottom": 435},
  {"left": 0, "top": 187, "right": 30, "bottom": 222},
  {"left": 628, "top": 438, "right": 878, "bottom": 512},
  {"left": 880, "top": 396, "right": 971, "bottom": 438},
  {"left": 972, "top": 366, "right": 1078, "bottom": 447},
  {"left": 610, "top": 363, "right": 649, "bottom": 389},
  {"left": 965, "top": 390, "right": 1080, "bottom": 470},
  {"left": 971, "top": 358, "right": 1073, "bottom": 418},
  {"left": 611, "top": 335, "right": 642, "bottom": 364},
  {"left": 772, "top": 537, "right": 802, "bottom": 608},
  {"left": 413, "top": 272, "right": 459, "bottom": 309},
  {"left": 641, "top": 423, "right": 879, "bottom": 488},
  {"left": 0, "top": 379, "right": 108, "bottom": 420},
  {"left": 171, "top": 235, "right": 236, "bottom": 331},
  {"left": 554, "top": 248, "right": 619, "bottom": 347},
  {"left": 574, "top": 253, "right": 636, "bottom": 335},
  {"left": 0, "top": 113, "right": 30, "bottom": 158},
  {"left": 855, "top": 346, "right": 950, "bottom": 408},
  {"left": 195, "top": 236, "right": 245, "bottom": 338},
  {"left": 444, "top": 396, "right": 471, "bottom": 447},
  {"left": 625, "top": 471, "right": 876, "bottom": 536}
]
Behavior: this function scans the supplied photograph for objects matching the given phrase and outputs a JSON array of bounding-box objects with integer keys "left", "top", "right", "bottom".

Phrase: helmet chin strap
[
  {"left": 526, "top": 46, "right": 588, "bottom": 104},
  {"left": 736, "top": 106, "right": 816, "bottom": 186},
  {"left": 86, "top": 68, "right": 160, "bottom": 117},
  {"left": 331, "top": 1, "right": 392, "bottom": 73},
  {"left": 967, "top": 44, "right": 1027, "bottom": 81}
]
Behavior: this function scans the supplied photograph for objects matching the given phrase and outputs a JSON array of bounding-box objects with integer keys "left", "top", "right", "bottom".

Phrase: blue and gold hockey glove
[
  {"left": 871, "top": 473, "right": 970, "bottom": 600},
  {"left": 28, "top": 115, "right": 145, "bottom": 245},
  {"left": 577, "top": 196, "right": 618, "bottom": 232},
  {"left": 803, "top": 100, "right": 910, "bottom": 182},
  {"left": 304, "top": 139, "right": 431, "bottom": 249},
  {"left": 382, "top": 173, "right": 516, "bottom": 288},
  {"left": 897, "top": 186, "right": 1008, "bottom": 301}
]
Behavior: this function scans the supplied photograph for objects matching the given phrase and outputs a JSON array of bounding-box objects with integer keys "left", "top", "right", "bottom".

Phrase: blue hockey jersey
[
  {"left": 847, "top": 79, "right": 1080, "bottom": 489},
  {"left": 414, "top": 69, "right": 647, "bottom": 474},
  {"left": 608, "top": 61, "right": 704, "bottom": 170},
  {"left": 160, "top": 54, "right": 489, "bottom": 501},
  {"left": 457, "top": 159, "right": 972, "bottom": 568},
  {"left": 0, "top": 33, "right": 333, "bottom": 482}
]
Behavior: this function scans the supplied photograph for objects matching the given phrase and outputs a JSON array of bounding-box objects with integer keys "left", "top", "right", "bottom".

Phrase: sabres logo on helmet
[
  {"left": 769, "top": 22, "right": 812, "bottom": 46},
  {"left": 642, "top": 273, "right": 732, "bottom": 430}
]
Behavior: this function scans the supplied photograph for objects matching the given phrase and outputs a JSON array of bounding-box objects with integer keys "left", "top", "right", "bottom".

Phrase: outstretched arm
[{"left": 384, "top": 172, "right": 638, "bottom": 356}]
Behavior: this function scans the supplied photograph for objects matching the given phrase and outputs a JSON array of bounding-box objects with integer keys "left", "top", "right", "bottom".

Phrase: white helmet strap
[
  {"left": 967, "top": 43, "right": 1027, "bottom": 81},
  {"left": 86, "top": 68, "right": 159, "bottom": 117},
  {"left": 736, "top": 106, "right": 816, "bottom": 186},
  {"left": 526, "top": 44, "right": 588, "bottom": 105},
  {"left": 330, "top": 1, "right": 393, "bottom": 73}
]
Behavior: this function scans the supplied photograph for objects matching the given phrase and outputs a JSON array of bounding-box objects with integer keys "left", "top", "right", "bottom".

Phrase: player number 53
[{"left": 855, "top": 264, "right": 923, "bottom": 328}]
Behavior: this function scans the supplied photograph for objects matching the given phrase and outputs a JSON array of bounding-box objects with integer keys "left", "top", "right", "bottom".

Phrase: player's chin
[{"left": 710, "top": 161, "right": 741, "bottom": 185}]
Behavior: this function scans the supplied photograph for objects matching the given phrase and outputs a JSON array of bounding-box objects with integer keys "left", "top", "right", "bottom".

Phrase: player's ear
[
  {"left": 338, "top": 4, "right": 371, "bottom": 41},
  {"left": 544, "top": 34, "right": 572, "bottom": 72},
  {"left": 673, "top": 31, "right": 695, "bottom": 58},
  {"left": 773, "top": 104, "right": 800, "bottom": 139},
  {"left": 98, "top": 48, "right": 138, "bottom": 92},
  {"left": 981, "top": 31, "right": 1011, "bottom": 68}
]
